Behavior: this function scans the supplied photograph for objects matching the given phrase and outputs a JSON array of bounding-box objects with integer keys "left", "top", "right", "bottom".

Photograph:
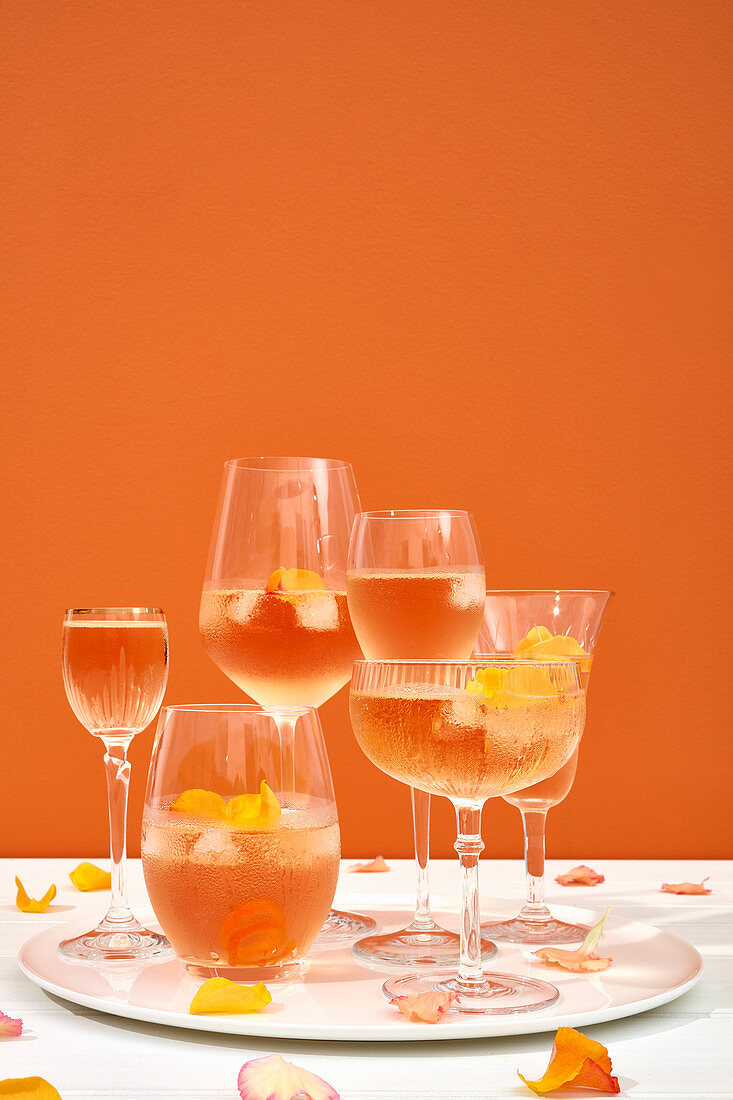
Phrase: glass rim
[
  {"left": 159, "top": 702, "right": 317, "bottom": 717},
  {"left": 485, "top": 588, "right": 614, "bottom": 597},
  {"left": 353, "top": 655, "right": 587, "bottom": 668},
  {"left": 224, "top": 456, "right": 353, "bottom": 472},
  {"left": 64, "top": 607, "right": 165, "bottom": 616},
  {"left": 354, "top": 509, "right": 474, "bottom": 520}
]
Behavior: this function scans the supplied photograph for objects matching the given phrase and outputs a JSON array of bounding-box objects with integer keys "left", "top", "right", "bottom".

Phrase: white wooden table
[{"left": 2, "top": 859, "right": 731, "bottom": 1098}]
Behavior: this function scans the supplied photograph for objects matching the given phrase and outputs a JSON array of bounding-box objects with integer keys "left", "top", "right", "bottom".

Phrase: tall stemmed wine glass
[
  {"left": 477, "top": 590, "right": 612, "bottom": 944},
  {"left": 350, "top": 657, "right": 586, "bottom": 1013},
  {"left": 199, "top": 457, "right": 373, "bottom": 944},
  {"left": 347, "top": 510, "right": 494, "bottom": 968},
  {"left": 60, "top": 608, "right": 171, "bottom": 960}
]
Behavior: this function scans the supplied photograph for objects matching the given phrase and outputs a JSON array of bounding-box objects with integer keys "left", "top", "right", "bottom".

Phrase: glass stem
[
  {"left": 454, "top": 804, "right": 485, "bottom": 989},
  {"left": 517, "top": 809, "right": 552, "bottom": 924},
  {"left": 101, "top": 735, "right": 134, "bottom": 923},
  {"left": 407, "top": 787, "right": 437, "bottom": 931}
]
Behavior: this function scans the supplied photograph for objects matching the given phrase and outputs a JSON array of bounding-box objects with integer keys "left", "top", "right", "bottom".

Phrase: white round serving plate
[{"left": 18, "top": 905, "right": 702, "bottom": 1042}]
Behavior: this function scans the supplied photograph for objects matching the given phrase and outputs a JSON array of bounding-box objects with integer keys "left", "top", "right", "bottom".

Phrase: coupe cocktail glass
[
  {"left": 477, "top": 590, "right": 612, "bottom": 944},
  {"left": 200, "top": 457, "right": 372, "bottom": 944},
  {"left": 347, "top": 509, "right": 493, "bottom": 968},
  {"left": 350, "top": 657, "right": 586, "bottom": 1013},
  {"left": 142, "top": 704, "right": 340, "bottom": 982},
  {"left": 60, "top": 608, "right": 171, "bottom": 961}
]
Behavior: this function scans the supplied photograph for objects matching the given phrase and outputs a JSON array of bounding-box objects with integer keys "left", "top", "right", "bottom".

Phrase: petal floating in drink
[
  {"left": 265, "top": 568, "right": 325, "bottom": 593},
  {"left": 170, "top": 788, "right": 228, "bottom": 820},
  {"left": 69, "top": 862, "right": 111, "bottom": 892},
  {"left": 533, "top": 909, "right": 612, "bottom": 973},
  {"left": 390, "top": 991, "right": 457, "bottom": 1022},
  {"left": 0, "top": 1011, "right": 22, "bottom": 1038},
  {"left": 513, "top": 625, "right": 553, "bottom": 655},
  {"left": 189, "top": 977, "right": 272, "bottom": 1015},
  {"left": 227, "top": 781, "right": 282, "bottom": 830},
  {"left": 0, "top": 1078, "right": 63, "bottom": 1098},
  {"left": 465, "top": 667, "right": 504, "bottom": 698},
  {"left": 14, "top": 877, "right": 56, "bottom": 914},
  {"left": 221, "top": 899, "right": 293, "bottom": 966},
  {"left": 661, "top": 877, "right": 712, "bottom": 895},
  {"left": 514, "top": 626, "right": 593, "bottom": 673},
  {"left": 555, "top": 864, "right": 605, "bottom": 886},
  {"left": 348, "top": 856, "right": 390, "bottom": 872},
  {"left": 238, "top": 1055, "right": 339, "bottom": 1100},
  {"left": 518, "top": 1026, "right": 620, "bottom": 1094}
]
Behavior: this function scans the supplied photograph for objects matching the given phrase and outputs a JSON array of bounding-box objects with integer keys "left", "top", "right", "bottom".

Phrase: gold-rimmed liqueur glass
[
  {"left": 477, "top": 590, "right": 612, "bottom": 944},
  {"left": 349, "top": 658, "right": 586, "bottom": 1014},
  {"left": 199, "top": 457, "right": 372, "bottom": 945},
  {"left": 347, "top": 509, "right": 493, "bottom": 969},
  {"left": 60, "top": 608, "right": 171, "bottom": 961},
  {"left": 142, "top": 704, "right": 340, "bottom": 983}
]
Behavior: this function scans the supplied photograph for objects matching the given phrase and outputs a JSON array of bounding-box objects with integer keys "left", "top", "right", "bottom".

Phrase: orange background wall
[{"left": 2, "top": 1, "right": 730, "bottom": 860}]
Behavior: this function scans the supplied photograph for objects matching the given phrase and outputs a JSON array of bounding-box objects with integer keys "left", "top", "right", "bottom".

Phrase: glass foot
[
  {"left": 383, "top": 972, "right": 559, "bottom": 1015},
  {"left": 311, "top": 908, "right": 377, "bottom": 952},
  {"left": 59, "top": 918, "right": 173, "bottom": 962},
  {"left": 481, "top": 915, "right": 590, "bottom": 945},
  {"left": 354, "top": 924, "right": 497, "bottom": 969}
]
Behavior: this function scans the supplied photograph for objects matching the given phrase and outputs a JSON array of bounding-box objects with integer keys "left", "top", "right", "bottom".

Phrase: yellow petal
[
  {"left": 227, "top": 781, "right": 281, "bottom": 830},
  {"left": 69, "top": 862, "right": 111, "bottom": 892},
  {"left": 466, "top": 667, "right": 504, "bottom": 699},
  {"left": 189, "top": 977, "right": 272, "bottom": 1015},
  {"left": 15, "top": 877, "right": 56, "bottom": 914},
  {"left": 170, "top": 789, "right": 228, "bottom": 820},
  {"left": 527, "top": 633, "right": 585, "bottom": 658},
  {"left": 513, "top": 625, "right": 553, "bottom": 655},
  {"left": 0, "top": 1078, "right": 62, "bottom": 1099}
]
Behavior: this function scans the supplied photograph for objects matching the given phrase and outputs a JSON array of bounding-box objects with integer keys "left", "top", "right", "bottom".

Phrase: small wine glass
[
  {"left": 477, "top": 589, "right": 612, "bottom": 945},
  {"left": 199, "top": 457, "right": 373, "bottom": 946},
  {"left": 347, "top": 509, "right": 493, "bottom": 968},
  {"left": 60, "top": 608, "right": 171, "bottom": 961},
  {"left": 142, "top": 703, "right": 340, "bottom": 983},
  {"left": 349, "top": 657, "right": 586, "bottom": 1013}
]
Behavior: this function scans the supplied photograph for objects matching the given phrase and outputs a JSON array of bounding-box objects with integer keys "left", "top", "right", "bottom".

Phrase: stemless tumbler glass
[
  {"left": 60, "top": 608, "right": 170, "bottom": 961},
  {"left": 476, "top": 590, "right": 612, "bottom": 944},
  {"left": 347, "top": 510, "right": 491, "bottom": 968},
  {"left": 142, "top": 704, "right": 340, "bottom": 982},
  {"left": 199, "top": 457, "right": 372, "bottom": 945},
  {"left": 350, "top": 658, "right": 586, "bottom": 1014}
]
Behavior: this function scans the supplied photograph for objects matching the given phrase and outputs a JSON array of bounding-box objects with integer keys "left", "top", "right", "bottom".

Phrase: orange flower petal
[
  {"left": 0, "top": 1079, "right": 62, "bottom": 1099},
  {"left": 390, "top": 991, "right": 457, "bottom": 1022},
  {"left": 661, "top": 877, "right": 711, "bottom": 895},
  {"left": 69, "top": 862, "right": 111, "bottom": 892},
  {"left": 533, "top": 909, "right": 612, "bottom": 973},
  {"left": 513, "top": 625, "right": 553, "bottom": 654},
  {"left": 189, "top": 977, "right": 272, "bottom": 1015},
  {"left": 0, "top": 1012, "right": 22, "bottom": 1038},
  {"left": 170, "top": 788, "right": 228, "bottom": 820},
  {"left": 555, "top": 864, "right": 605, "bottom": 886},
  {"left": 15, "top": 877, "right": 56, "bottom": 914},
  {"left": 348, "top": 856, "right": 390, "bottom": 873},
  {"left": 518, "top": 1026, "right": 620, "bottom": 1094},
  {"left": 220, "top": 899, "right": 292, "bottom": 967},
  {"left": 265, "top": 567, "right": 325, "bottom": 592},
  {"left": 227, "top": 781, "right": 281, "bottom": 830}
]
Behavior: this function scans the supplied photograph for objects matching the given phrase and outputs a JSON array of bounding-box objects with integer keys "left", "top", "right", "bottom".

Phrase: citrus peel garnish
[
  {"left": 220, "top": 899, "right": 293, "bottom": 967},
  {"left": 69, "top": 862, "right": 111, "bottom": 892},
  {"left": 189, "top": 977, "right": 272, "bottom": 1015},
  {"left": 348, "top": 856, "right": 390, "bottom": 872},
  {"left": 555, "top": 865, "right": 605, "bottom": 886},
  {"left": 533, "top": 908, "right": 612, "bottom": 973},
  {"left": 170, "top": 782, "right": 281, "bottom": 830},
  {"left": 15, "top": 877, "right": 56, "bottom": 914},
  {"left": 0, "top": 1079, "right": 63, "bottom": 1098},
  {"left": 661, "top": 877, "right": 711, "bottom": 895},
  {"left": 265, "top": 567, "right": 325, "bottom": 593},
  {"left": 390, "top": 991, "right": 457, "bottom": 1022},
  {"left": 518, "top": 1026, "right": 620, "bottom": 1093},
  {"left": 238, "top": 1055, "right": 339, "bottom": 1100},
  {"left": 0, "top": 1012, "right": 22, "bottom": 1038}
]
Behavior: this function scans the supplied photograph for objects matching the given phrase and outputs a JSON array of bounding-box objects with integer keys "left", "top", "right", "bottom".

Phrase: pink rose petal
[
  {"left": 238, "top": 1055, "right": 339, "bottom": 1100},
  {"left": 661, "top": 877, "right": 711, "bottom": 895},
  {"left": 348, "top": 856, "right": 390, "bottom": 873},
  {"left": 0, "top": 1011, "right": 22, "bottom": 1038},
  {"left": 555, "top": 865, "right": 605, "bottom": 886},
  {"left": 390, "top": 991, "right": 457, "bottom": 1022},
  {"left": 533, "top": 908, "right": 613, "bottom": 973}
]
